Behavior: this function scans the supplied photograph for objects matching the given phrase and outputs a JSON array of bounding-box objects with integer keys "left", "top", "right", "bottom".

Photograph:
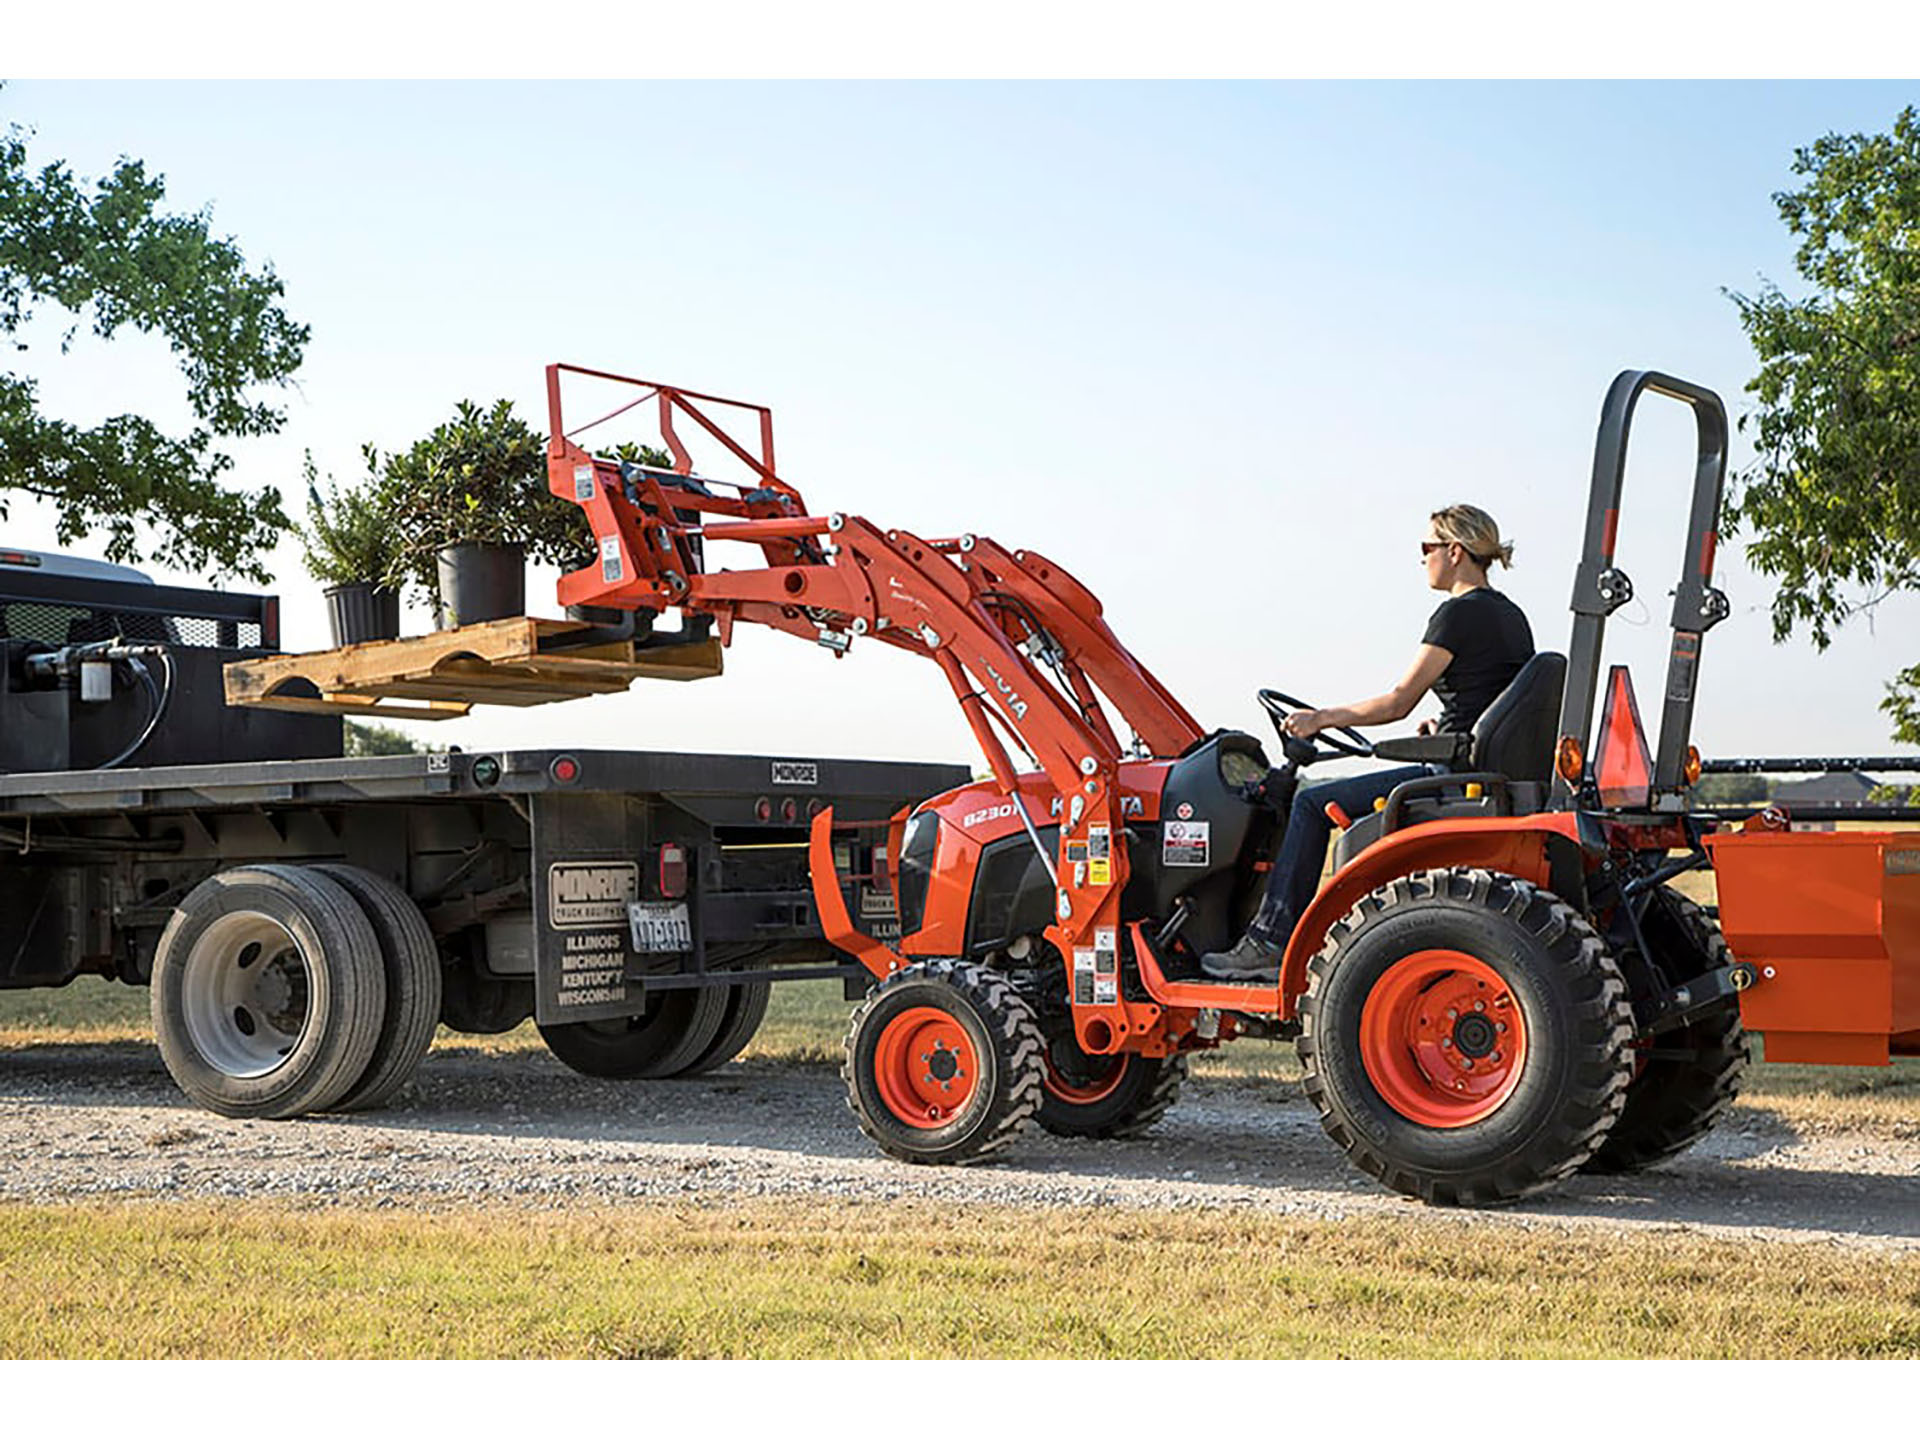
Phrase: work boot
[{"left": 1200, "top": 931, "right": 1283, "bottom": 981}]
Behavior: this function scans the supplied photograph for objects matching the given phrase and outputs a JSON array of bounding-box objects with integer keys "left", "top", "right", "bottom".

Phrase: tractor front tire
[
  {"left": 1299, "top": 868, "right": 1634, "bottom": 1206},
  {"left": 1037, "top": 1040, "right": 1188, "bottom": 1139},
  {"left": 1582, "top": 887, "right": 1749, "bottom": 1174},
  {"left": 844, "top": 960, "right": 1044, "bottom": 1164}
]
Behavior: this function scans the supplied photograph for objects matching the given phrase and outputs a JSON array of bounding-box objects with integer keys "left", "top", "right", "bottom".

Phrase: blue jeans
[{"left": 1248, "top": 765, "right": 1436, "bottom": 944}]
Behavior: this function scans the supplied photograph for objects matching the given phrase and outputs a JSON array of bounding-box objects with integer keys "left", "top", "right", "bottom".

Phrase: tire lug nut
[
  {"left": 1474, "top": 1001, "right": 1486, "bottom": 1012},
  {"left": 1440, "top": 1037, "right": 1453, "bottom": 1048},
  {"left": 1446, "top": 1008, "right": 1458, "bottom": 1020},
  {"left": 1495, "top": 1022, "right": 1507, "bottom": 1033}
]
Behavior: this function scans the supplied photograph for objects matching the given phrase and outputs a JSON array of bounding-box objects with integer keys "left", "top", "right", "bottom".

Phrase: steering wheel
[{"left": 1258, "top": 689, "right": 1374, "bottom": 760}]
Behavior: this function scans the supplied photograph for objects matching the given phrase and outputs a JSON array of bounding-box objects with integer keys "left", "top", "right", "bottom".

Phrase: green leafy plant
[
  {"left": 1725, "top": 106, "right": 1920, "bottom": 743},
  {"left": 382, "top": 401, "right": 683, "bottom": 601},
  {"left": 0, "top": 100, "right": 306, "bottom": 582},
  {"left": 298, "top": 446, "right": 400, "bottom": 588},
  {"left": 383, "top": 399, "right": 588, "bottom": 598}
]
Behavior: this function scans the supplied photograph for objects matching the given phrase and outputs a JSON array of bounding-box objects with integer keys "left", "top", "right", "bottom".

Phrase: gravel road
[{"left": 4, "top": 1039, "right": 1917, "bottom": 1252}]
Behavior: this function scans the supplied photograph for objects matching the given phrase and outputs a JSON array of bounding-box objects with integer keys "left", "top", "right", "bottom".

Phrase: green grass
[{"left": 1, "top": 1200, "right": 1915, "bottom": 1359}]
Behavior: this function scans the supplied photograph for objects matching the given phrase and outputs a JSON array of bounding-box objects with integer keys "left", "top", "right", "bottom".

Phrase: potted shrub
[
  {"left": 299, "top": 448, "right": 403, "bottom": 646},
  {"left": 385, "top": 399, "right": 590, "bottom": 629}
]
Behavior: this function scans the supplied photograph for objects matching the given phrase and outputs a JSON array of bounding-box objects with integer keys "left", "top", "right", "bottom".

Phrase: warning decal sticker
[{"left": 1163, "top": 820, "right": 1210, "bottom": 867}]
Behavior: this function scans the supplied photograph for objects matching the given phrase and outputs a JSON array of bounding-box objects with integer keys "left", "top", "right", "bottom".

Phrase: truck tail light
[
  {"left": 659, "top": 843, "right": 688, "bottom": 898},
  {"left": 780, "top": 796, "right": 798, "bottom": 823}
]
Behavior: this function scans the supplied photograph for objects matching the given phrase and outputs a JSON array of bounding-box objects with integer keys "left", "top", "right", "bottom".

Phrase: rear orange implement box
[{"left": 1706, "top": 829, "right": 1920, "bottom": 1065}]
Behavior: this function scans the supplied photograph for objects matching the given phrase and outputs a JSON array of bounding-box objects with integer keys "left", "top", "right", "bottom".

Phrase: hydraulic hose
[{"left": 97, "top": 647, "right": 175, "bottom": 770}]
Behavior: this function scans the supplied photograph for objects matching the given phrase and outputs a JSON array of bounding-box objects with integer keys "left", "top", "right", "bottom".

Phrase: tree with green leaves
[
  {"left": 1727, "top": 107, "right": 1920, "bottom": 744},
  {"left": 0, "top": 105, "right": 306, "bottom": 583}
]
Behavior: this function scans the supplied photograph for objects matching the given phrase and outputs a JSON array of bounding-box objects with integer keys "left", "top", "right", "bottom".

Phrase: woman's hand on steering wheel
[{"left": 1257, "top": 689, "right": 1373, "bottom": 760}]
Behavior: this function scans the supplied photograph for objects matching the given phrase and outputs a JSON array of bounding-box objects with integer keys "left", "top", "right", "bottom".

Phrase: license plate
[{"left": 627, "top": 901, "right": 692, "bottom": 953}]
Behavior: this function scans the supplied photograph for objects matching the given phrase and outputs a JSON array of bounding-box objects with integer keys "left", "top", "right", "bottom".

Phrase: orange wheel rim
[
  {"left": 872, "top": 1006, "right": 980, "bottom": 1128},
  {"left": 1042, "top": 1040, "right": 1129, "bottom": 1104},
  {"left": 1358, "top": 949, "right": 1527, "bottom": 1128}
]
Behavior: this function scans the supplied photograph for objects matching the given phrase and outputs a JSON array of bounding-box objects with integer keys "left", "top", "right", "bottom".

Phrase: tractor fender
[{"left": 1276, "top": 812, "right": 1585, "bottom": 1017}]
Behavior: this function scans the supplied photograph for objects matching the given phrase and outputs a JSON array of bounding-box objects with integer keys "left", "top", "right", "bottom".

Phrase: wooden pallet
[{"left": 223, "top": 616, "right": 723, "bottom": 720}]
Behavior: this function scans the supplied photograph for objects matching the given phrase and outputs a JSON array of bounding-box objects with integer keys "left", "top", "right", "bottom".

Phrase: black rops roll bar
[{"left": 1552, "top": 371, "right": 1731, "bottom": 812}]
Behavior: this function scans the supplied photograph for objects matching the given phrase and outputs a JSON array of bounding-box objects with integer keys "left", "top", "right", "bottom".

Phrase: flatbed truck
[{"left": 0, "top": 550, "right": 963, "bottom": 1118}]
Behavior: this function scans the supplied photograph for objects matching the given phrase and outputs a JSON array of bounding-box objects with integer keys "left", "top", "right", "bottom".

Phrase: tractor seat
[{"left": 1331, "top": 651, "right": 1567, "bottom": 868}]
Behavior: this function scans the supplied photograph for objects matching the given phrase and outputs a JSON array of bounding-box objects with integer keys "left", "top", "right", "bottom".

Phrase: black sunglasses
[{"left": 1420, "top": 540, "right": 1452, "bottom": 556}]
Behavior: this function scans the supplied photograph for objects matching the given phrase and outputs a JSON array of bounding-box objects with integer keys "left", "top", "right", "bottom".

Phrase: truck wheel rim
[
  {"left": 181, "top": 912, "right": 312, "bottom": 1078},
  {"left": 872, "top": 1006, "right": 979, "bottom": 1128},
  {"left": 1358, "top": 949, "right": 1527, "bottom": 1128},
  {"left": 1042, "top": 1038, "right": 1128, "bottom": 1104}
]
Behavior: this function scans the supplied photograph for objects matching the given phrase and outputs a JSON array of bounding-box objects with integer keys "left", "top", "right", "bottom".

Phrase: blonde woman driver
[{"left": 1201, "top": 505, "right": 1533, "bottom": 979}]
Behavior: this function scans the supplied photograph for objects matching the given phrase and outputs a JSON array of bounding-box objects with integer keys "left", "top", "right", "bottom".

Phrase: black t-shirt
[{"left": 1422, "top": 588, "right": 1534, "bottom": 734}]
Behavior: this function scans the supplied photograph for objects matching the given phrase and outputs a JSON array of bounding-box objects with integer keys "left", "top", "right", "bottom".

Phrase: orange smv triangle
[{"left": 1594, "top": 665, "right": 1653, "bottom": 809}]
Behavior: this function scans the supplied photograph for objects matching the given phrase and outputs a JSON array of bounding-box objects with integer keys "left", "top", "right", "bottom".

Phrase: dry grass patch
[{"left": 1, "top": 1199, "right": 1916, "bottom": 1360}]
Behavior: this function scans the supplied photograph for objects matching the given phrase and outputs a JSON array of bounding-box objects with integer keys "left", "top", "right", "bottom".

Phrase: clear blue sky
[{"left": 6, "top": 81, "right": 1918, "bottom": 769}]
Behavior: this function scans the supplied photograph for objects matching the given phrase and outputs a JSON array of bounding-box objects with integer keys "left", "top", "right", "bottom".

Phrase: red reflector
[
  {"left": 754, "top": 796, "right": 773, "bottom": 821},
  {"left": 550, "top": 755, "right": 581, "bottom": 784},
  {"left": 1593, "top": 666, "right": 1653, "bottom": 809},
  {"left": 780, "top": 797, "right": 798, "bottom": 823},
  {"left": 659, "top": 843, "right": 688, "bottom": 899}
]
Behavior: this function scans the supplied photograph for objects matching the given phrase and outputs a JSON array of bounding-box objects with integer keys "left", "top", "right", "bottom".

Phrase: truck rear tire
[
  {"left": 675, "top": 981, "right": 773, "bottom": 1076},
  {"left": 1582, "top": 887, "right": 1749, "bottom": 1174},
  {"left": 1299, "top": 868, "right": 1635, "bottom": 1206},
  {"left": 537, "top": 986, "right": 730, "bottom": 1079},
  {"left": 843, "top": 959, "right": 1044, "bottom": 1164},
  {"left": 151, "top": 865, "right": 387, "bottom": 1120},
  {"left": 311, "top": 864, "right": 443, "bottom": 1113},
  {"left": 1037, "top": 1043, "right": 1187, "bottom": 1139}
]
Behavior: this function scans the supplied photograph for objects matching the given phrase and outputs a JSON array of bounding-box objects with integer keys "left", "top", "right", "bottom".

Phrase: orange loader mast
[{"left": 546, "top": 362, "right": 1206, "bottom": 1057}]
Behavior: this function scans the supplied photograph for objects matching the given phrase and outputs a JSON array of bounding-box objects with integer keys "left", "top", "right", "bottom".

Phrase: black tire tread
[
  {"left": 151, "top": 864, "right": 387, "bottom": 1120},
  {"left": 1298, "top": 867, "right": 1635, "bottom": 1206},
  {"left": 311, "top": 864, "right": 444, "bottom": 1113},
  {"left": 538, "top": 984, "right": 731, "bottom": 1080},
  {"left": 843, "top": 959, "right": 1044, "bottom": 1165},
  {"left": 1583, "top": 887, "right": 1749, "bottom": 1174},
  {"left": 1037, "top": 1052, "right": 1188, "bottom": 1139},
  {"left": 676, "top": 981, "right": 773, "bottom": 1077}
]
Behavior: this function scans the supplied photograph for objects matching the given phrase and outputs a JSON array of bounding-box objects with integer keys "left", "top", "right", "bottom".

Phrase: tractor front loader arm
[{"left": 544, "top": 363, "right": 1194, "bottom": 1055}]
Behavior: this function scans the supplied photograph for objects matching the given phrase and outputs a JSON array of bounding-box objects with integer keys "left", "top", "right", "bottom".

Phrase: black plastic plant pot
[
  {"left": 323, "top": 582, "right": 402, "bottom": 647},
  {"left": 436, "top": 543, "right": 526, "bottom": 629}
]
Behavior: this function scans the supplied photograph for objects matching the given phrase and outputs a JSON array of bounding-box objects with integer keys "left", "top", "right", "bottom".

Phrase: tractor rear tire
[
  {"left": 151, "top": 865, "right": 387, "bottom": 1120},
  {"left": 312, "top": 864, "right": 443, "bottom": 1113},
  {"left": 1299, "top": 868, "right": 1634, "bottom": 1206},
  {"left": 538, "top": 986, "right": 730, "bottom": 1080},
  {"left": 844, "top": 959, "right": 1044, "bottom": 1164},
  {"left": 1037, "top": 1040, "right": 1188, "bottom": 1139},
  {"left": 1582, "top": 887, "right": 1749, "bottom": 1174}
]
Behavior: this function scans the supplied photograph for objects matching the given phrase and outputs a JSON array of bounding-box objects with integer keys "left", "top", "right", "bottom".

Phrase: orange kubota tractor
[{"left": 545, "top": 363, "right": 1920, "bottom": 1205}]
